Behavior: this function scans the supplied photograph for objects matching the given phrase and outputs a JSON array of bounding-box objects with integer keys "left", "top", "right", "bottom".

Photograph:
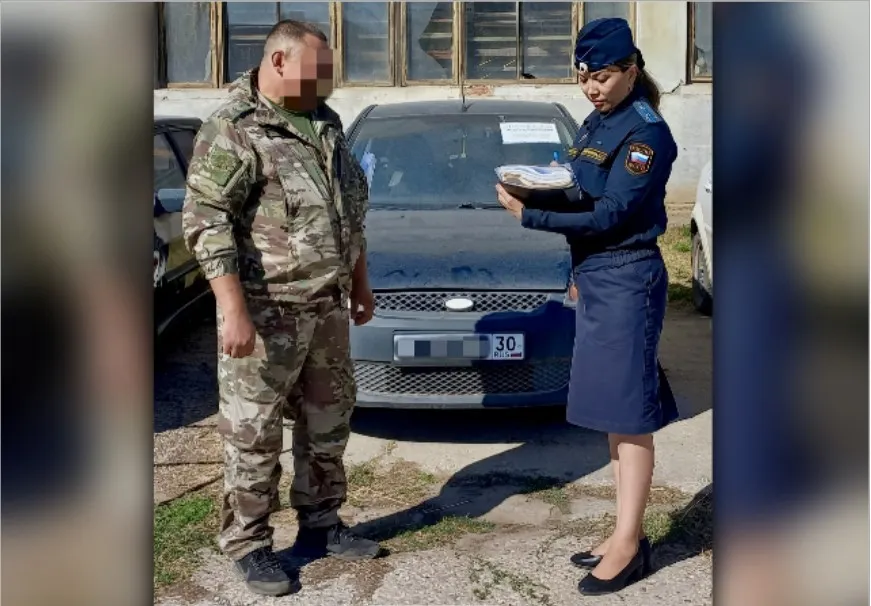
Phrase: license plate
[
  {"left": 488, "top": 333, "right": 525, "bottom": 360},
  {"left": 393, "top": 333, "right": 525, "bottom": 362}
]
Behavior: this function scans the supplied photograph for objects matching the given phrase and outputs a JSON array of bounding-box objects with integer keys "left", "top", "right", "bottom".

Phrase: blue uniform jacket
[{"left": 521, "top": 87, "right": 678, "bottom": 271}]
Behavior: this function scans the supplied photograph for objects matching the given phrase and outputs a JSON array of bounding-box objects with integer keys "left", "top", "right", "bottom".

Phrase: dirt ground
[{"left": 153, "top": 223, "right": 712, "bottom": 606}]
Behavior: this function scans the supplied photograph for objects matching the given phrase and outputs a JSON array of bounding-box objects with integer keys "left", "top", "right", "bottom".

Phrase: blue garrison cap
[{"left": 574, "top": 18, "right": 644, "bottom": 75}]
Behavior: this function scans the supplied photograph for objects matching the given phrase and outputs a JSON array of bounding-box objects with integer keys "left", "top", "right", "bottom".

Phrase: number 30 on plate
[{"left": 488, "top": 333, "right": 525, "bottom": 360}]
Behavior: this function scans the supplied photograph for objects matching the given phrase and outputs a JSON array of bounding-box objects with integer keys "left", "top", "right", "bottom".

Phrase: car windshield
[{"left": 349, "top": 113, "right": 576, "bottom": 208}]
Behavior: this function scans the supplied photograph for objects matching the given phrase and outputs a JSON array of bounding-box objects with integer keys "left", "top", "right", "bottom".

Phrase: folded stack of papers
[{"left": 495, "top": 164, "right": 576, "bottom": 191}]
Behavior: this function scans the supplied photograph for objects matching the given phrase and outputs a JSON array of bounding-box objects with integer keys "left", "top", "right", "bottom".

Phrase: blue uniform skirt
[{"left": 566, "top": 253, "right": 679, "bottom": 435}]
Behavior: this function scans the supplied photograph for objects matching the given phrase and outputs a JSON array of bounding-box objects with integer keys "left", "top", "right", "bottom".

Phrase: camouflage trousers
[{"left": 215, "top": 293, "right": 355, "bottom": 561}]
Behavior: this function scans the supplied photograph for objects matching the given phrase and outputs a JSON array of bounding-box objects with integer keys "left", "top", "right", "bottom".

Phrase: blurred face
[
  {"left": 270, "top": 33, "right": 334, "bottom": 109},
  {"left": 579, "top": 65, "right": 638, "bottom": 113}
]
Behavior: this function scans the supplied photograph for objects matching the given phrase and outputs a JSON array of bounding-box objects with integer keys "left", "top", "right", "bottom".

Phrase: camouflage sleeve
[
  {"left": 182, "top": 116, "right": 256, "bottom": 280},
  {"left": 337, "top": 134, "right": 369, "bottom": 266}
]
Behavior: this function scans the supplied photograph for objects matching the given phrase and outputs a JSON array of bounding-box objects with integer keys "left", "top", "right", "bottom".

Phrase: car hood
[{"left": 364, "top": 208, "right": 572, "bottom": 291}]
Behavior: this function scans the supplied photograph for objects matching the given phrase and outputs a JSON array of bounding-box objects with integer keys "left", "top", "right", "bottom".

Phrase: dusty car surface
[{"left": 153, "top": 115, "right": 211, "bottom": 336}]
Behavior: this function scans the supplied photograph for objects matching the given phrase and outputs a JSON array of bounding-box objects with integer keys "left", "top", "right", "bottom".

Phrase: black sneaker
[
  {"left": 233, "top": 547, "right": 299, "bottom": 596},
  {"left": 292, "top": 522, "right": 384, "bottom": 561}
]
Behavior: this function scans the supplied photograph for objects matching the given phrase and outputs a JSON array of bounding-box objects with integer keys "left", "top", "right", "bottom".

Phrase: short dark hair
[{"left": 265, "top": 19, "right": 328, "bottom": 48}]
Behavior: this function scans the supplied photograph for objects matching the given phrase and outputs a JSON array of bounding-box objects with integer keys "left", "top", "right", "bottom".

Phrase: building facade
[{"left": 154, "top": 1, "right": 712, "bottom": 205}]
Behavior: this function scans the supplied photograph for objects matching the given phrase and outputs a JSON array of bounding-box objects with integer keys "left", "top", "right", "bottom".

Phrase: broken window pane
[
  {"left": 406, "top": 2, "right": 454, "bottom": 81},
  {"left": 692, "top": 2, "right": 713, "bottom": 78}
]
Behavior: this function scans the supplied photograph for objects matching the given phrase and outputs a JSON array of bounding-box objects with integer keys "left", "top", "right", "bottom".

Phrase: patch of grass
[
  {"left": 346, "top": 460, "right": 377, "bottom": 489},
  {"left": 302, "top": 557, "right": 394, "bottom": 603},
  {"left": 643, "top": 511, "right": 675, "bottom": 544},
  {"left": 647, "top": 484, "right": 696, "bottom": 506},
  {"left": 347, "top": 460, "right": 441, "bottom": 508},
  {"left": 668, "top": 283, "right": 694, "bottom": 305},
  {"left": 561, "top": 513, "right": 618, "bottom": 544},
  {"left": 154, "top": 494, "right": 218, "bottom": 588},
  {"left": 530, "top": 486, "right": 571, "bottom": 513},
  {"left": 560, "top": 487, "right": 712, "bottom": 556},
  {"left": 449, "top": 474, "right": 691, "bottom": 515},
  {"left": 516, "top": 477, "right": 572, "bottom": 514},
  {"left": 660, "top": 225, "right": 694, "bottom": 309},
  {"left": 470, "top": 559, "right": 553, "bottom": 606},
  {"left": 385, "top": 515, "right": 495, "bottom": 553},
  {"left": 650, "top": 487, "right": 713, "bottom": 552}
]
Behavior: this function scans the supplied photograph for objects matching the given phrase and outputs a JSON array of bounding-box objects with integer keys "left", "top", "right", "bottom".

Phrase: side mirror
[{"left": 154, "top": 188, "right": 186, "bottom": 216}]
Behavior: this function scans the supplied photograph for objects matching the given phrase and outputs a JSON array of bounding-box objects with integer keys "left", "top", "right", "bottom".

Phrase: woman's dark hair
[{"left": 614, "top": 53, "right": 662, "bottom": 111}]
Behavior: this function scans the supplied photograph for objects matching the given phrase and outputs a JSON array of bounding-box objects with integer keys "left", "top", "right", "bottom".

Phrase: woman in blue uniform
[{"left": 495, "top": 18, "right": 679, "bottom": 596}]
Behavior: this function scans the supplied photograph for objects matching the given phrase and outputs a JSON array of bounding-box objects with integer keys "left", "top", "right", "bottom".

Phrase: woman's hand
[{"left": 495, "top": 184, "right": 525, "bottom": 220}]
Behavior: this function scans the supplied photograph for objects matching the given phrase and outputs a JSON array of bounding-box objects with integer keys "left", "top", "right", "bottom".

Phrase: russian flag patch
[{"left": 625, "top": 142, "right": 655, "bottom": 175}]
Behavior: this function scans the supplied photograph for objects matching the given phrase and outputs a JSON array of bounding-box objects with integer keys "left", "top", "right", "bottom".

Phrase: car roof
[{"left": 364, "top": 99, "right": 569, "bottom": 120}]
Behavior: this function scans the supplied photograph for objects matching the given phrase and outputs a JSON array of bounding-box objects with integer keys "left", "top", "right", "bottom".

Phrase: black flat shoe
[
  {"left": 578, "top": 548, "right": 645, "bottom": 596},
  {"left": 570, "top": 549, "right": 603, "bottom": 569},
  {"left": 571, "top": 536, "right": 652, "bottom": 571},
  {"left": 640, "top": 536, "right": 653, "bottom": 577}
]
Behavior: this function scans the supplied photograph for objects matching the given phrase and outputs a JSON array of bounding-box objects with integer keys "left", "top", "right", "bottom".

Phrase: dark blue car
[{"left": 346, "top": 100, "right": 580, "bottom": 409}]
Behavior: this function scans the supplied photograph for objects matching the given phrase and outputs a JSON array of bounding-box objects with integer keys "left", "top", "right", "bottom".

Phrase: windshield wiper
[{"left": 457, "top": 202, "right": 499, "bottom": 209}]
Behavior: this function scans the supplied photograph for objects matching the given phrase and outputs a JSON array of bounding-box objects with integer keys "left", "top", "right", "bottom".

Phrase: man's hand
[
  {"left": 220, "top": 309, "right": 257, "bottom": 358},
  {"left": 350, "top": 283, "right": 375, "bottom": 326},
  {"left": 209, "top": 274, "right": 256, "bottom": 358}
]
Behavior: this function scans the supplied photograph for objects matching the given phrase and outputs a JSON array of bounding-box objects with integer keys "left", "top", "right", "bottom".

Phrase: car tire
[{"left": 691, "top": 231, "right": 713, "bottom": 316}]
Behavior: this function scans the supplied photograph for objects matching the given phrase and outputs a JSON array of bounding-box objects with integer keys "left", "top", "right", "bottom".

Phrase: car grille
[
  {"left": 354, "top": 360, "right": 572, "bottom": 397},
  {"left": 374, "top": 291, "right": 552, "bottom": 313}
]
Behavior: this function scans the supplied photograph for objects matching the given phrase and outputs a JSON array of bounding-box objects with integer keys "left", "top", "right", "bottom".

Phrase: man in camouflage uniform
[{"left": 182, "top": 20, "right": 380, "bottom": 597}]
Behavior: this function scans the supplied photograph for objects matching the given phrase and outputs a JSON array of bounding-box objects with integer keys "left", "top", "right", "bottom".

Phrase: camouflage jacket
[{"left": 182, "top": 69, "right": 368, "bottom": 303}]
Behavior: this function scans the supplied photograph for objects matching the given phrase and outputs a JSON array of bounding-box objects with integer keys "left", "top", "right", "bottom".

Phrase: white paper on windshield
[{"left": 499, "top": 122, "right": 560, "bottom": 145}]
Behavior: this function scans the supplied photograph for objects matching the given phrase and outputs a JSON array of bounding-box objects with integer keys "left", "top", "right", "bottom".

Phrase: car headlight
[{"left": 563, "top": 283, "right": 579, "bottom": 308}]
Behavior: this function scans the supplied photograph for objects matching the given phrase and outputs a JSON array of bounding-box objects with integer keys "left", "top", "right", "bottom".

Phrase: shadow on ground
[
  {"left": 155, "top": 301, "right": 712, "bottom": 580},
  {"left": 154, "top": 303, "right": 219, "bottom": 433},
  {"left": 325, "top": 306, "right": 712, "bottom": 566},
  {"left": 652, "top": 483, "right": 713, "bottom": 571}
]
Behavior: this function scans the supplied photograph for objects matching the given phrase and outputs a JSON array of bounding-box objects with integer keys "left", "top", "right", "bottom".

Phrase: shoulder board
[{"left": 632, "top": 100, "right": 662, "bottom": 124}]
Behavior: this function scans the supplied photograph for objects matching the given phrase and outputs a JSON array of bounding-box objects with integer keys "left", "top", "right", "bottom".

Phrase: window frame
[
  {"left": 335, "top": 1, "right": 397, "bottom": 87},
  {"left": 687, "top": 2, "right": 712, "bottom": 83},
  {"left": 153, "top": 132, "right": 189, "bottom": 191},
  {"left": 156, "top": 1, "right": 640, "bottom": 89},
  {"left": 460, "top": 1, "right": 580, "bottom": 85},
  {"left": 399, "top": 1, "right": 461, "bottom": 86},
  {"left": 157, "top": 2, "right": 221, "bottom": 89},
  {"left": 163, "top": 126, "right": 200, "bottom": 173},
  {"left": 217, "top": 2, "right": 339, "bottom": 88}
]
